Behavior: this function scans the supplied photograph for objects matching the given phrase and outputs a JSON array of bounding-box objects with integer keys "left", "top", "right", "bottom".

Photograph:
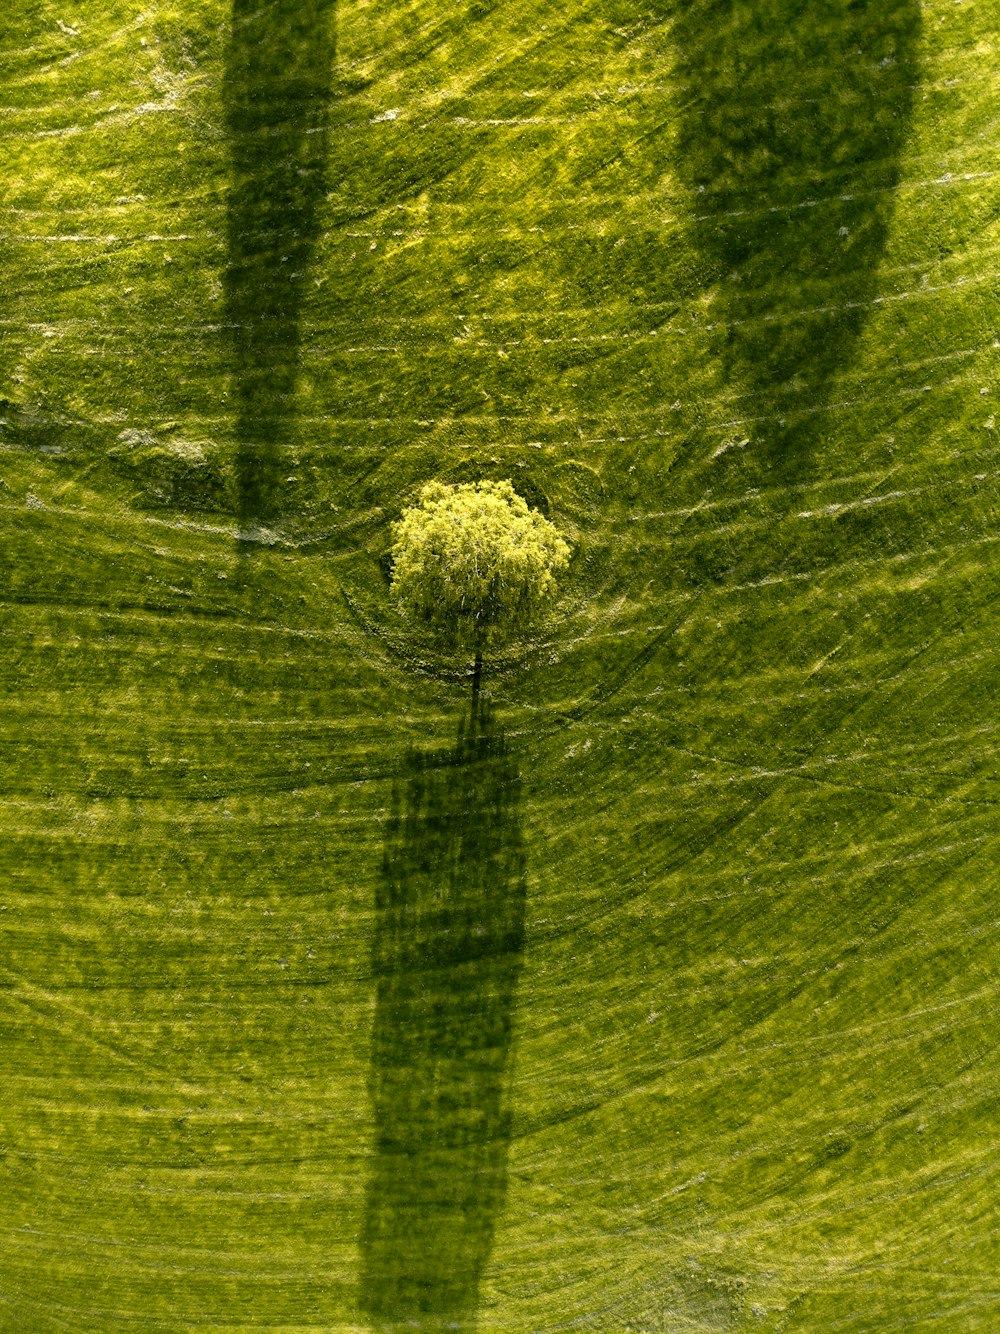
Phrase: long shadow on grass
[
  {"left": 223, "top": 0, "right": 334, "bottom": 531},
  {"left": 672, "top": 0, "right": 921, "bottom": 473},
  {"left": 361, "top": 700, "right": 526, "bottom": 1332}
]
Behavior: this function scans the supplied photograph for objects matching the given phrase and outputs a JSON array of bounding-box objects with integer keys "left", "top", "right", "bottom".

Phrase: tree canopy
[{"left": 389, "top": 479, "right": 570, "bottom": 651}]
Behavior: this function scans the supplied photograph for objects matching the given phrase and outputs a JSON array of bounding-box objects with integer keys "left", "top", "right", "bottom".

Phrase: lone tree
[{"left": 389, "top": 479, "right": 570, "bottom": 697}]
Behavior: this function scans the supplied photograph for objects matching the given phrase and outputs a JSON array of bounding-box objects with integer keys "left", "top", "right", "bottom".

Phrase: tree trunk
[{"left": 471, "top": 650, "right": 483, "bottom": 724}]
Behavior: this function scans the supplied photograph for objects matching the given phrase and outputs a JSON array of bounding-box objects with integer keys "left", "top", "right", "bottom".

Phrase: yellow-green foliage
[{"left": 390, "top": 480, "right": 570, "bottom": 649}]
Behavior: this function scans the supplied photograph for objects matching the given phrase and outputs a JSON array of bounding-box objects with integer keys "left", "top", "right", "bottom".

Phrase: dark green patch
[
  {"left": 362, "top": 702, "right": 526, "bottom": 1329},
  {"left": 224, "top": 0, "right": 336, "bottom": 527},
  {"left": 672, "top": 0, "right": 921, "bottom": 473}
]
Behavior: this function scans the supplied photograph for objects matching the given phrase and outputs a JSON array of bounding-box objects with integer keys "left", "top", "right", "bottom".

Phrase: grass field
[{"left": 2, "top": 0, "right": 999, "bottom": 1329}]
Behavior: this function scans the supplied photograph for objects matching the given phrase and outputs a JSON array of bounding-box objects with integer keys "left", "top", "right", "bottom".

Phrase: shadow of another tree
[
  {"left": 223, "top": 0, "right": 335, "bottom": 530},
  {"left": 361, "top": 701, "right": 527, "bottom": 1332},
  {"left": 671, "top": 0, "right": 921, "bottom": 471}
]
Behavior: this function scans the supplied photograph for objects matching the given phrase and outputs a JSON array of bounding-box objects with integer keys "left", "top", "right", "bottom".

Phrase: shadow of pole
[
  {"left": 223, "top": 0, "right": 335, "bottom": 534},
  {"left": 671, "top": 0, "right": 921, "bottom": 473},
  {"left": 361, "top": 700, "right": 527, "bottom": 1332}
]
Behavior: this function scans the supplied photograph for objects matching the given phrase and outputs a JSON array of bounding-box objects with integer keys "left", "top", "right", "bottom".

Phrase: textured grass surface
[{"left": 2, "top": 0, "right": 999, "bottom": 1329}]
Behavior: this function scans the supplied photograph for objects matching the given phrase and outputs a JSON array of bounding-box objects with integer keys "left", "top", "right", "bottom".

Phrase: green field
[{"left": 2, "top": 0, "right": 999, "bottom": 1329}]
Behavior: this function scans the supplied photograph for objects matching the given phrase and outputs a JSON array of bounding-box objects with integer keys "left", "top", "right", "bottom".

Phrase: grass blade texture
[{"left": 2, "top": 0, "right": 998, "bottom": 1330}]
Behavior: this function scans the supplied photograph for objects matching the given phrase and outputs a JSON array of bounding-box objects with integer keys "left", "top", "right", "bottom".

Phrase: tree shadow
[
  {"left": 223, "top": 0, "right": 335, "bottom": 532},
  {"left": 671, "top": 0, "right": 921, "bottom": 474},
  {"left": 361, "top": 700, "right": 527, "bottom": 1332}
]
